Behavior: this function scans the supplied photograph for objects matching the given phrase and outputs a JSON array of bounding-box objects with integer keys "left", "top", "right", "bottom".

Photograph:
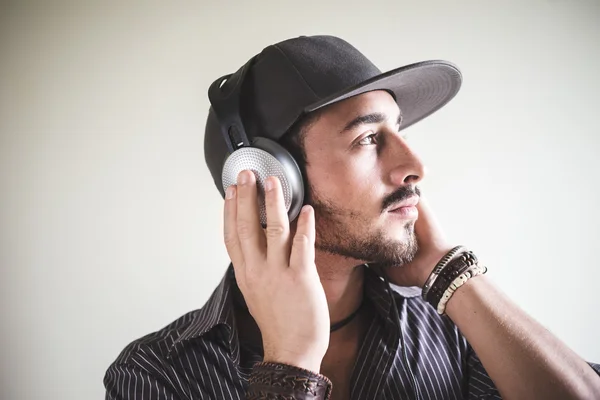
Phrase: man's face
[{"left": 302, "top": 90, "right": 425, "bottom": 268}]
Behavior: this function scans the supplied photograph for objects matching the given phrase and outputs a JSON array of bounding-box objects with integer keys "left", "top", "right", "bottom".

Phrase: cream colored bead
[{"left": 436, "top": 264, "right": 488, "bottom": 315}]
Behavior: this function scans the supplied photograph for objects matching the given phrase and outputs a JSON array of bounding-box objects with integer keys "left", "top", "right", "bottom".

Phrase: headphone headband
[
  {"left": 208, "top": 57, "right": 256, "bottom": 153},
  {"left": 207, "top": 56, "right": 305, "bottom": 225}
]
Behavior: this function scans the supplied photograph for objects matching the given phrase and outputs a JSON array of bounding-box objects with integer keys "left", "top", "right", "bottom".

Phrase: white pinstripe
[
  {"left": 104, "top": 265, "right": 600, "bottom": 399},
  {"left": 408, "top": 304, "right": 461, "bottom": 400}
]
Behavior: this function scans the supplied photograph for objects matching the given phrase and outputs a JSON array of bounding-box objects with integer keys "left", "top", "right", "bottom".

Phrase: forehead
[{"left": 309, "top": 90, "right": 400, "bottom": 134}]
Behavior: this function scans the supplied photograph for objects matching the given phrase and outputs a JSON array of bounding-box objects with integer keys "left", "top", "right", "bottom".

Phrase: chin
[{"left": 386, "top": 219, "right": 415, "bottom": 238}]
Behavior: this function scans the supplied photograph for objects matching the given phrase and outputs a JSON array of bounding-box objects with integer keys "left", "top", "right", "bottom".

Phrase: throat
[
  {"left": 330, "top": 301, "right": 364, "bottom": 333},
  {"left": 321, "top": 303, "right": 373, "bottom": 400},
  {"left": 321, "top": 340, "right": 359, "bottom": 400}
]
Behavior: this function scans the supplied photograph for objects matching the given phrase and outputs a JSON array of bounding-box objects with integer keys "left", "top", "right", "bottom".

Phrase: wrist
[
  {"left": 420, "top": 246, "right": 464, "bottom": 290},
  {"left": 248, "top": 361, "right": 333, "bottom": 400},
  {"left": 422, "top": 247, "right": 488, "bottom": 315},
  {"left": 416, "top": 250, "right": 449, "bottom": 288},
  {"left": 444, "top": 272, "right": 488, "bottom": 317},
  {"left": 263, "top": 349, "right": 324, "bottom": 374}
]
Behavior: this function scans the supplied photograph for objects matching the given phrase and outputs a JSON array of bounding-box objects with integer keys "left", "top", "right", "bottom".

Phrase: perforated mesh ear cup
[{"left": 221, "top": 138, "right": 304, "bottom": 226}]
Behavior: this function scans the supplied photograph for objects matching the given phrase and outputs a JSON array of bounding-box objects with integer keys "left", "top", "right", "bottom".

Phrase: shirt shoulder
[
  {"left": 108, "top": 308, "right": 205, "bottom": 367},
  {"left": 104, "top": 267, "right": 245, "bottom": 399}
]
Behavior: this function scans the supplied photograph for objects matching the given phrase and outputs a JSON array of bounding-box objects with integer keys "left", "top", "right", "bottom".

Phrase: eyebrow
[{"left": 339, "top": 112, "right": 403, "bottom": 135}]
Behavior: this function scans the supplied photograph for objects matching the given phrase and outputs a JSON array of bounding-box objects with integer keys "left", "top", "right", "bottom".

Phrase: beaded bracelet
[
  {"left": 421, "top": 245, "right": 466, "bottom": 299},
  {"left": 425, "top": 251, "right": 479, "bottom": 309},
  {"left": 437, "top": 264, "right": 488, "bottom": 315}
]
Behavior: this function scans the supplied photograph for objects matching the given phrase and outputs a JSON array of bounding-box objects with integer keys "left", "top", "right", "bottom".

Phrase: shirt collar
[
  {"left": 168, "top": 263, "right": 422, "bottom": 360},
  {"left": 363, "top": 264, "right": 422, "bottom": 327},
  {"left": 168, "top": 264, "right": 239, "bottom": 360}
]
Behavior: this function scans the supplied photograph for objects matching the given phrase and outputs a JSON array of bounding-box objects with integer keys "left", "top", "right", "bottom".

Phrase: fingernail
[
  {"left": 264, "top": 178, "right": 273, "bottom": 192},
  {"left": 238, "top": 171, "right": 248, "bottom": 185},
  {"left": 226, "top": 186, "right": 236, "bottom": 199}
]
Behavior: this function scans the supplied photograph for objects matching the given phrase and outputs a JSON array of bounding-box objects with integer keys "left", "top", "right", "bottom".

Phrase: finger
[
  {"left": 289, "top": 205, "right": 315, "bottom": 272},
  {"left": 236, "top": 170, "right": 266, "bottom": 266},
  {"left": 264, "top": 176, "right": 291, "bottom": 268},
  {"left": 223, "top": 184, "right": 246, "bottom": 286}
]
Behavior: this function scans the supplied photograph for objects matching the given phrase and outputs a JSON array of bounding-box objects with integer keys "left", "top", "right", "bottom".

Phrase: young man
[{"left": 105, "top": 35, "right": 600, "bottom": 399}]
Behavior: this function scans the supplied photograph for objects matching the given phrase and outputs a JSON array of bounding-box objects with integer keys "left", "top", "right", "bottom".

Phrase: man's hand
[
  {"left": 223, "top": 170, "right": 330, "bottom": 373},
  {"left": 385, "top": 196, "right": 455, "bottom": 288}
]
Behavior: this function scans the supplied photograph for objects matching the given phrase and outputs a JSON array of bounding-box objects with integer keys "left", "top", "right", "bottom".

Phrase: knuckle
[
  {"left": 265, "top": 224, "right": 286, "bottom": 239},
  {"left": 223, "top": 230, "right": 237, "bottom": 247},
  {"left": 237, "top": 220, "right": 254, "bottom": 239},
  {"left": 293, "top": 233, "right": 310, "bottom": 247}
]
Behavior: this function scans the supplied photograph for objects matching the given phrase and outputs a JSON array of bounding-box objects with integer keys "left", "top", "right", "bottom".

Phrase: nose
[{"left": 386, "top": 135, "right": 426, "bottom": 186}]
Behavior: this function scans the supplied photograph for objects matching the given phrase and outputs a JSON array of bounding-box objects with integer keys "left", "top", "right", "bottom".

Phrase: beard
[{"left": 307, "top": 185, "right": 420, "bottom": 268}]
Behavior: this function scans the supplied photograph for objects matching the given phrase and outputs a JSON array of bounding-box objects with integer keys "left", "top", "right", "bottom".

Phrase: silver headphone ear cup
[{"left": 221, "top": 145, "right": 303, "bottom": 226}]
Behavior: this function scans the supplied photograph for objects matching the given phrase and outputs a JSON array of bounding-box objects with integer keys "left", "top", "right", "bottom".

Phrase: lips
[{"left": 388, "top": 195, "right": 420, "bottom": 212}]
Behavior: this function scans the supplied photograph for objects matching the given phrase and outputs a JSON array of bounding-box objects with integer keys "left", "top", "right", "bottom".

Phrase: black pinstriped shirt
[{"left": 104, "top": 265, "right": 600, "bottom": 399}]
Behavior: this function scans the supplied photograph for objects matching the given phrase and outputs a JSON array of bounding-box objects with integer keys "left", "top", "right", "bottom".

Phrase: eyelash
[
  {"left": 356, "top": 128, "right": 406, "bottom": 146},
  {"left": 358, "top": 133, "right": 379, "bottom": 146}
]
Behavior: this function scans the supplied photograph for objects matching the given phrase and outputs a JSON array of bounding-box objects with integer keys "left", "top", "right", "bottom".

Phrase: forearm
[{"left": 445, "top": 274, "right": 600, "bottom": 400}]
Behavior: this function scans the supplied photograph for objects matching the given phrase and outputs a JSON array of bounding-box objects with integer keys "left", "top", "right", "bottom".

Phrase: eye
[{"left": 358, "top": 133, "right": 378, "bottom": 146}]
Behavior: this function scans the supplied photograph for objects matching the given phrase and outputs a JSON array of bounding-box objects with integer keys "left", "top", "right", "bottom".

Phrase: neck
[
  {"left": 316, "top": 251, "right": 371, "bottom": 395},
  {"left": 315, "top": 251, "right": 366, "bottom": 327}
]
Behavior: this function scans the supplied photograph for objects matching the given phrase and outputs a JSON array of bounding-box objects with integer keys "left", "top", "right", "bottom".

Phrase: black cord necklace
[{"left": 330, "top": 302, "right": 363, "bottom": 333}]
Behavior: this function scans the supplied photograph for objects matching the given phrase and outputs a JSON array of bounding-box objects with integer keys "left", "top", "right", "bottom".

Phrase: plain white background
[{"left": 1, "top": 1, "right": 599, "bottom": 399}]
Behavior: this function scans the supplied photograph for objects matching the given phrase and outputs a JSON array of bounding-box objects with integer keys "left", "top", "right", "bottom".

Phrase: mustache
[{"left": 381, "top": 185, "right": 421, "bottom": 212}]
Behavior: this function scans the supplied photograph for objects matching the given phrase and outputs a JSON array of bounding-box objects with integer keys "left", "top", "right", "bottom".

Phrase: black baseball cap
[{"left": 204, "top": 35, "right": 462, "bottom": 197}]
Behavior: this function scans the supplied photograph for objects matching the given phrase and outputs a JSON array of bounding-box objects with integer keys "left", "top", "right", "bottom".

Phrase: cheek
[{"left": 308, "top": 157, "right": 382, "bottom": 205}]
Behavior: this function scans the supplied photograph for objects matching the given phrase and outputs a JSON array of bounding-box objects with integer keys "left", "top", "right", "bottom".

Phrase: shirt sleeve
[
  {"left": 105, "top": 351, "right": 333, "bottom": 400},
  {"left": 463, "top": 345, "right": 502, "bottom": 400},
  {"left": 589, "top": 361, "right": 600, "bottom": 377}
]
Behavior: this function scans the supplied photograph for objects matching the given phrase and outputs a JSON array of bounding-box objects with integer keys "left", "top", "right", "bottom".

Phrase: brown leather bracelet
[
  {"left": 246, "top": 361, "right": 333, "bottom": 400},
  {"left": 425, "top": 250, "right": 478, "bottom": 309}
]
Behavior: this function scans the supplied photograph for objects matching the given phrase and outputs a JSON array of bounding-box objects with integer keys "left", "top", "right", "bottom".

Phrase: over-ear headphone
[{"left": 208, "top": 57, "right": 305, "bottom": 226}]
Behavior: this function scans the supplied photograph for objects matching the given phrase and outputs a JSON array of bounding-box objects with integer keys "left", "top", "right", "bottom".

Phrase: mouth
[
  {"left": 388, "top": 195, "right": 419, "bottom": 211},
  {"left": 387, "top": 196, "right": 419, "bottom": 218}
]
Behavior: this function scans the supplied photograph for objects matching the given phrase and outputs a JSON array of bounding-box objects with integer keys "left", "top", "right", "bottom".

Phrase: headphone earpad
[{"left": 221, "top": 137, "right": 304, "bottom": 226}]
